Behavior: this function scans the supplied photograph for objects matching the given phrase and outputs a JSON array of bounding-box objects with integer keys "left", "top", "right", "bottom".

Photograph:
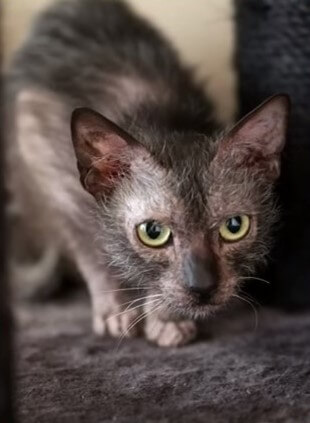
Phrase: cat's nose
[{"left": 183, "top": 254, "right": 217, "bottom": 303}]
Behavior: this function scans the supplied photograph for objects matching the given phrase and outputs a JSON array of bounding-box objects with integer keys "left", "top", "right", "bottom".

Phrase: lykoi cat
[{"left": 6, "top": 0, "right": 289, "bottom": 346}]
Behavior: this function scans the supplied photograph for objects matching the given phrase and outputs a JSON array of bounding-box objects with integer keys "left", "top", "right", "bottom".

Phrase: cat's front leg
[
  {"left": 77, "top": 256, "right": 142, "bottom": 338},
  {"left": 143, "top": 305, "right": 197, "bottom": 347},
  {"left": 91, "top": 289, "right": 142, "bottom": 338}
]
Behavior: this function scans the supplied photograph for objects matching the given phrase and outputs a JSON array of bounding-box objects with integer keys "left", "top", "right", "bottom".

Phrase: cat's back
[
  {"left": 5, "top": 0, "right": 218, "bottom": 285},
  {"left": 7, "top": 0, "right": 183, "bottom": 106},
  {"left": 7, "top": 0, "right": 218, "bottom": 156}
]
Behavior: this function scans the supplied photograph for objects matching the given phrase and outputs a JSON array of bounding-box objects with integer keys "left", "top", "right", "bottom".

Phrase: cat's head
[{"left": 71, "top": 95, "right": 290, "bottom": 319}]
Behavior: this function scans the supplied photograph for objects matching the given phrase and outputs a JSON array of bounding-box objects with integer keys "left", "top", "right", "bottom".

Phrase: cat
[{"left": 6, "top": 0, "right": 290, "bottom": 346}]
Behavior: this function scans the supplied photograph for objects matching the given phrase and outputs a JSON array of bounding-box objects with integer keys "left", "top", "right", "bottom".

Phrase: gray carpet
[{"left": 15, "top": 296, "right": 310, "bottom": 423}]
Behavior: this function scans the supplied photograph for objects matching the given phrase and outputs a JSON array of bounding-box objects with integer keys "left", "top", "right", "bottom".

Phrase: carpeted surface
[{"left": 15, "top": 296, "right": 310, "bottom": 422}]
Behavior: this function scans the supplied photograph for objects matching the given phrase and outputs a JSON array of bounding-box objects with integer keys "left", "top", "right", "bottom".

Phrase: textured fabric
[
  {"left": 16, "top": 296, "right": 310, "bottom": 423},
  {"left": 235, "top": 0, "right": 310, "bottom": 307}
]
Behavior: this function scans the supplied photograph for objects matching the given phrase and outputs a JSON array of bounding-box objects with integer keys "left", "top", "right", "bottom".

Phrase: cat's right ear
[{"left": 71, "top": 108, "right": 142, "bottom": 197}]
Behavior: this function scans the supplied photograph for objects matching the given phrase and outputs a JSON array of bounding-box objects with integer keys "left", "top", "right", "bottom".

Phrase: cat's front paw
[
  {"left": 144, "top": 316, "right": 197, "bottom": 347},
  {"left": 93, "top": 308, "right": 141, "bottom": 338},
  {"left": 92, "top": 295, "right": 141, "bottom": 338}
]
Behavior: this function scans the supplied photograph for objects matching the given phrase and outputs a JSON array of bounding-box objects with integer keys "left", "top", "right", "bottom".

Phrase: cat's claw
[
  {"left": 144, "top": 317, "right": 197, "bottom": 347},
  {"left": 92, "top": 308, "right": 141, "bottom": 338}
]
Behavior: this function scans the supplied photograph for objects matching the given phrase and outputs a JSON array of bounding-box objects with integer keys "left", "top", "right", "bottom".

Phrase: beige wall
[{"left": 2, "top": 0, "right": 236, "bottom": 122}]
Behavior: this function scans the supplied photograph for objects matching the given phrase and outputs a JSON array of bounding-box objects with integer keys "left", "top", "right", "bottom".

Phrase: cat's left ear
[
  {"left": 219, "top": 94, "right": 290, "bottom": 179},
  {"left": 71, "top": 108, "right": 143, "bottom": 197}
]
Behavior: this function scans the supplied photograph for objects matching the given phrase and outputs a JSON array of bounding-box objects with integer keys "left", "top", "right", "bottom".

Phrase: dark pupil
[
  {"left": 146, "top": 221, "right": 162, "bottom": 239},
  {"left": 226, "top": 216, "right": 242, "bottom": 234}
]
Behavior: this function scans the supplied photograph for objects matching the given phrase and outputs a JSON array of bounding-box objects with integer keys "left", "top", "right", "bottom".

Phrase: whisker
[
  {"left": 118, "top": 294, "right": 162, "bottom": 312},
  {"left": 115, "top": 300, "right": 163, "bottom": 351},
  {"left": 240, "top": 276, "right": 271, "bottom": 285},
  {"left": 143, "top": 302, "right": 165, "bottom": 338},
  {"left": 127, "top": 300, "right": 163, "bottom": 336},
  {"left": 105, "top": 297, "right": 161, "bottom": 322},
  {"left": 232, "top": 294, "right": 259, "bottom": 332},
  {"left": 146, "top": 304, "right": 167, "bottom": 337},
  {"left": 98, "top": 287, "right": 151, "bottom": 294},
  {"left": 238, "top": 289, "right": 261, "bottom": 307}
]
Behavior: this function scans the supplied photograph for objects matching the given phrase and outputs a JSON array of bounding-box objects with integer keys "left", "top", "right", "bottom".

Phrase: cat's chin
[{"left": 155, "top": 289, "right": 229, "bottom": 321}]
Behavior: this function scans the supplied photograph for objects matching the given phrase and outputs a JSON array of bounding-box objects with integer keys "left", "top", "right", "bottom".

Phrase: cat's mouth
[
  {"left": 185, "top": 285, "right": 222, "bottom": 305},
  {"left": 158, "top": 289, "right": 225, "bottom": 320},
  {"left": 157, "top": 279, "right": 237, "bottom": 319}
]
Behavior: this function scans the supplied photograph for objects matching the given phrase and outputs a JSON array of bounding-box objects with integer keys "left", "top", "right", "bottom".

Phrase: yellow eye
[
  {"left": 136, "top": 221, "right": 172, "bottom": 248},
  {"left": 219, "top": 215, "right": 250, "bottom": 242}
]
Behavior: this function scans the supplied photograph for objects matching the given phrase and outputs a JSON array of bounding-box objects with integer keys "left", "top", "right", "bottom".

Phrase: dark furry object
[{"left": 235, "top": 0, "right": 310, "bottom": 308}]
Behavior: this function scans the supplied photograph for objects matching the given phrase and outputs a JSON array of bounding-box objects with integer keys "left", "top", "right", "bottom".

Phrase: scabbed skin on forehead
[{"left": 71, "top": 95, "right": 289, "bottom": 319}]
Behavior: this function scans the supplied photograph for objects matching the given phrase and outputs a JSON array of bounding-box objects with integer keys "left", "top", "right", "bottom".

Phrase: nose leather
[{"left": 183, "top": 253, "right": 217, "bottom": 300}]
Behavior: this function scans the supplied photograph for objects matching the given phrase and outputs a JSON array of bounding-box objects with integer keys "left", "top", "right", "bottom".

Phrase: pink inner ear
[
  {"left": 215, "top": 96, "right": 289, "bottom": 180},
  {"left": 221, "top": 96, "right": 289, "bottom": 160},
  {"left": 77, "top": 131, "right": 127, "bottom": 167},
  {"left": 81, "top": 133, "right": 130, "bottom": 196},
  {"left": 232, "top": 112, "right": 286, "bottom": 156},
  {"left": 83, "top": 151, "right": 130, "bottom": 197},
  {"left": 71, "top": 107, "right": 141, "bottom": 196},
  {"left": 88, "top": 132, "right": 128, "bottom": 158}
]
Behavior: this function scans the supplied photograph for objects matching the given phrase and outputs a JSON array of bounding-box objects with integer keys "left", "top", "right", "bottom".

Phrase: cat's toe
[
  {"left": 93, "top": 308, "right": 141, "bottom": 338},
  {"left": 144, "top": 318, "right": 197, "bottom": 347},
  {"left": 93, "top": 313, "right": 107, "bottom": 336}
]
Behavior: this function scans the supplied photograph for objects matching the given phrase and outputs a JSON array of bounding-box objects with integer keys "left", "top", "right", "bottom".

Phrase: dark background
[{"left": 236, "top": 0, "right": 310, "bottom": 308}]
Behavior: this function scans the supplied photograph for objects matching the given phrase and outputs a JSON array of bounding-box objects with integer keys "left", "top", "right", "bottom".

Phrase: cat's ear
[
  {"left": 71, "top": 108, "right": 142, "bottom": 197},
  {"left": 219, "top": 94, "right": 290, "bottom": 179}
]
